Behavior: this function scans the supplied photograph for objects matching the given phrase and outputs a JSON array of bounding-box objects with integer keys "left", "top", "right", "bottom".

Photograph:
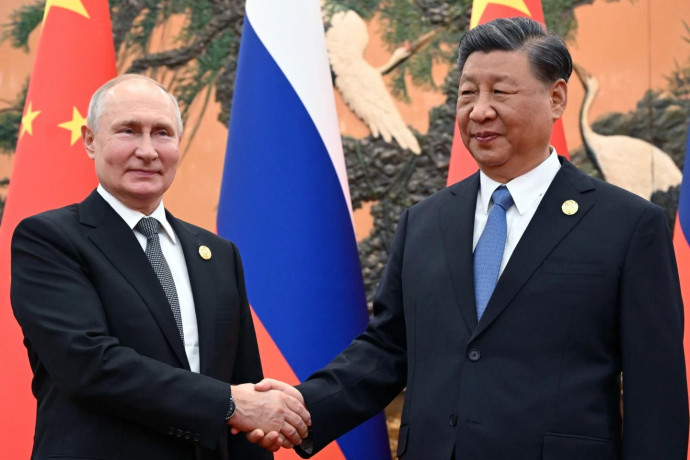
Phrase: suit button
[
  {"left": 193, "top": 434, "right": 200, "bottom": 443},
  {"left": 468, "top": 349, "right": 481, "bottom": 361},
  {"left": 168, "top": 427, "right": 175, "bottom": 435},
  {"left": 176, "top": 429, "right": 183, "bottom": 438},
  {"left": 449, "top": 414, "right": 458, "bottom": 426},
  {"left": 184, "top": 431, "right": 191, "bottom": 440}
]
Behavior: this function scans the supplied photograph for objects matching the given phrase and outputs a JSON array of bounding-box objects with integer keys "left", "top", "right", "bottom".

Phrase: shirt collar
[
  {"left": 97, "top": 184, "right": 177, "bottom": 245},
  {"left": 478, "top": 148, "right": 561, "bottom": 215}
]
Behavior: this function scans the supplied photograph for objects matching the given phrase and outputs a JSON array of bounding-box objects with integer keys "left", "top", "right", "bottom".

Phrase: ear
[
  {"left": 549, "top": 79, "right": 568, "bottom": 120},
  {"left": 82, "top": 125, "right": 96, "bottom": 159}
]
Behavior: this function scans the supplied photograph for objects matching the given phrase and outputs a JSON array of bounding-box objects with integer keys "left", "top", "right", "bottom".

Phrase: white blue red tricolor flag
[
  {"left": 672, "top": 123, "right": 690, "bottom": 439},
  {"left": 217, "top": 1, "right": 391, "bottom": 459}
]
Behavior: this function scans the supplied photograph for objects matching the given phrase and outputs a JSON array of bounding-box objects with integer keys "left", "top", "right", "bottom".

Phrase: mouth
[
  {"left": 128, "top": 169, "right": 160, "bottom": 176},
  {"left": 473, "top": 131, "right": 499, "bottom": 143}
]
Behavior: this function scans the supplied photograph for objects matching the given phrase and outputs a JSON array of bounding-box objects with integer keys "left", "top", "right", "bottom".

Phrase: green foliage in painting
[
  {"left": 322, "top": 0, "right": 382, "bottom": 18},
  {"left": 0, "top": 82, "right": 27, "bottom": 155},
  {"left": 2, "top": 0, "right": 44, "bottom": 51}
]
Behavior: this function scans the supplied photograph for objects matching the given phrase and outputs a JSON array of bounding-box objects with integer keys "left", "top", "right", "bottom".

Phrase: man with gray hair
[
  {"left": 253, "top": 17, "right": 688, "bottom": 459},
  {"left": 11, "top": 74, "right": 310, "bottom": 459}
]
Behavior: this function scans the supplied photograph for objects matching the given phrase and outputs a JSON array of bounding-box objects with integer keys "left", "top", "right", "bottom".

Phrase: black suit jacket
[
  {"left": 296, "top": 159, "right": 688, "bottom": 459},
  {"left": 11, "top": 190, "right": 272, "bottom": 460}
]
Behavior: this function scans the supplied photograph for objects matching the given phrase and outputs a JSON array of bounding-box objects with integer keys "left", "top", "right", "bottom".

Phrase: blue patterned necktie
[
  {"left": 136, "top": 217, "right": 184, "bottom": 342},
  {"left": 474, "top": 185, "right": 514, "bottom": 320}
]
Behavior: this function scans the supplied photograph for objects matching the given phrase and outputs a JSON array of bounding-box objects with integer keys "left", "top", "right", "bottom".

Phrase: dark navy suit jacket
[
  {"left": 297, "top": 159, "right": 688, "bottom": 459},
  {"left": 11, "top": 190, "right": 272, "bottom": 460}
]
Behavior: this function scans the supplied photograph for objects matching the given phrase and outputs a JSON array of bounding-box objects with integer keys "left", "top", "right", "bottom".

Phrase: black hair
[{"left": 457, "top": 17, "right": 572, "bottom": 84}]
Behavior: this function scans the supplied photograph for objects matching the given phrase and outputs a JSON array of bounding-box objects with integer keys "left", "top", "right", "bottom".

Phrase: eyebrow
[
  {"left": 115, "top": 120, "right": 176, "bottom": 132},
  {"left": 460, "top": 73, "right": 519, "bottom": 85}
]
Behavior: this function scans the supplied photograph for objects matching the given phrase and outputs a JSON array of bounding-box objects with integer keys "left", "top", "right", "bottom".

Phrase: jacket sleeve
[
  {"left": 11, "top": 214, "right": 232, "bottom": 450},
  {"left": 294, "top": 209, "right": 410, "bottom": 457},
  {"left": 620, "top": 205, "right": 688, "bottom": 458}
]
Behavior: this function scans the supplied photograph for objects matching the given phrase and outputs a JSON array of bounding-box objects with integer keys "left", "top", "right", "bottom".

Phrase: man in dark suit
[
  {"left": 10, "top": 74, "right": 309, "bottom": 459},
  {"left": 252, "top": 17, "right": 689, "bottom": 459}
]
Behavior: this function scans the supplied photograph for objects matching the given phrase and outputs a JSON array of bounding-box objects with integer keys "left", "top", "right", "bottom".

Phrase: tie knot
[
  {"left": 491, "top": 186, "right": 513, "bottom": 210},
  {"left": 136, "top": 217, "right": 160, "bottom": 238}
]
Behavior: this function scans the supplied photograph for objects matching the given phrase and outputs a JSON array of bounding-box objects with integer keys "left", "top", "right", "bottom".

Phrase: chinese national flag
[
  {"left": 446, "top": 0, "right": 569, "bottom": 185},
  {"left": 0, "top": 1, "right": 116, "bottom": 456}
]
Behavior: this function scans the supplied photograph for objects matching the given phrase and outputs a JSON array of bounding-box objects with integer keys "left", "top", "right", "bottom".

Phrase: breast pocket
[
  {"left": 541, "top": 258, "right": 609, "bottom": 287},
  {"left": 542, "top": 259, "right": 607, "bottom": 276},
  {"left": 543, "top": 432, "right": 618, "bottom": 460}
]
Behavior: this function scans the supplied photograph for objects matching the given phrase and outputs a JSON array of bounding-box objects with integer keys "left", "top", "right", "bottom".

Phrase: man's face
[
  {"left": 456, "top": 50, "right": 567, "bottom": 182},
  {"left": 82, "top": 79, "right": 181, "bottom": 214}
]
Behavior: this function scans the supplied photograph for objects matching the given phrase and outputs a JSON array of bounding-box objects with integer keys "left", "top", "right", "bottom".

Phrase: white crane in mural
[
  {"left": 573, "top": 63, "right": 681, "bottom": 199},
  {"left": 326, "top": 10, "right": 437, "bottom": 155}
]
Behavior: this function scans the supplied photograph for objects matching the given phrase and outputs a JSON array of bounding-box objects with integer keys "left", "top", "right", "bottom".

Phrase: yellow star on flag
[
  {"left": 470, "top": 0, "right": 531, "bottom": 29},
  {"left": 20, "top": 102, "right": 41, "bottom": 139},
  {"left": 58, "top": 106, "right": 87, "bottom": 146},
  {"left": 43, "top": 0, "right": 90, "bottom": 23}
]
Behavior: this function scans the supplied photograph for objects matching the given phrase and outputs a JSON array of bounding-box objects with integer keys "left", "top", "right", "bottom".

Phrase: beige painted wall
[{"left": 564, "top": 0, "right": 690, "bottom": 151}]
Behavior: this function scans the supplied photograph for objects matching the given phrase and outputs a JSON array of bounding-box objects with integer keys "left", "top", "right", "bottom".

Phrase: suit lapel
[
  {"left": 440, "top": 173, "right": 481, "bottom": 334},
  {"left": 168, "top": 214, "right": 218, "bottom": 376},
  {"left": 470, "top": 160, "right": 597, "bottom": 341},
  {"left": 80, "top": 191, "right": 190, "bottom": 369}
]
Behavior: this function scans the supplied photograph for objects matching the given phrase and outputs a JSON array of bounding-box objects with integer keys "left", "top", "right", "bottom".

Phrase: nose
[
  {"left": 468, "top": 92, "right": 496, "bottom": 123},
  {"left": 135, "top": 133, "right": 158, "bottom": 161}
]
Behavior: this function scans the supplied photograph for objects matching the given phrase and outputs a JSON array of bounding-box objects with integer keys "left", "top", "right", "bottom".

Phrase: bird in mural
[
  {"left": 326, "top": 10, "right": 436, "bottom": 155},
  {"left": 573, "top": 63, "right": 681, "bottom": 199}
]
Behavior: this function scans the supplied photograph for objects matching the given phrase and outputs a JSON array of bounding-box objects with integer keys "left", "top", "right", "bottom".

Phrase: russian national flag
[
  {"left": 672, "top": 123, "right": 690, "bottom": 443},
  {"left": 217, "top": 1, "right": 390, "bottom": 459}
]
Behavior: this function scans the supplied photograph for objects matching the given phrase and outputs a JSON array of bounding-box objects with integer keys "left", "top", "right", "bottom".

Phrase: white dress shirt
[
  {"left": 472, "top": 150, "right": 561, "bottom": 276},
  {"left": 97, "top": 185, "right": 200, "bottom": 373}
]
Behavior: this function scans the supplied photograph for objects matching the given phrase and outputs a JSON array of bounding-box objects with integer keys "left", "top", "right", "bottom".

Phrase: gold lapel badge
[
  {"left": 199, "top": 245, "right": 212, "bottom": 260},
  {"left": 561, "top": 200, "right": 579, "bottom": 216}
]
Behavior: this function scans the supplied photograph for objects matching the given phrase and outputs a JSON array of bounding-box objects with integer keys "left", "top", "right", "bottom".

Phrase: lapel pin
[
  {"left": 561, "top": 200, "right": 579, "bottom": 216},
  {"left": 198, "top": 245, "right": 212, "bottom": 260}
]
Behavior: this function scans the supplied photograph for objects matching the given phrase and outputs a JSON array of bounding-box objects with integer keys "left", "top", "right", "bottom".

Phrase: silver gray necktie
[{"left": 136, "top": 217, "right": 184, "bottom": 342}]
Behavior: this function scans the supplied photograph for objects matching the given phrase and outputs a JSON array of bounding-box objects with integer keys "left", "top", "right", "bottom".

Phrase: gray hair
[
  {"left": 457, "top": 17, "right": 572, "bottom": 84},
  {"left": 86, "top": 74, "right": 184, "bottom": 134}
]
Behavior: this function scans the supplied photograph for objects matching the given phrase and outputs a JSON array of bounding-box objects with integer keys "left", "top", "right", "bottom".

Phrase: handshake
[{"left": 228, "top": 378, "right": 310, "bottom": 452}]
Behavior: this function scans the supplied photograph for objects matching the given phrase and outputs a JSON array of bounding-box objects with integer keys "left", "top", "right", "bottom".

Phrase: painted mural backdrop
[{"left": 0, "top": 0, "right": 688, "bottom": 456}]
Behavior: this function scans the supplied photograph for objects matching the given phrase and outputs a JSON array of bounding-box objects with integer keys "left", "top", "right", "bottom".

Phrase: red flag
[
  {"left": 0, "top": 1, "right": 116, "bottom": 456},
  {"left": 447, "top": 0, "right": 569, "bottom": 185}
]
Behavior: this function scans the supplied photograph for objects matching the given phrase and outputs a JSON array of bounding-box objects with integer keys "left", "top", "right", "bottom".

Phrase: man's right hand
[
  {"left": 227, "top": 383, "right": 310, "bottom": 448},
  {"left": 238, "top": 379, "right": 310, "bottom": 452}
]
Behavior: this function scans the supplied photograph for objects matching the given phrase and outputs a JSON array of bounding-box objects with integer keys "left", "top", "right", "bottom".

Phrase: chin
[
  {"left": 124, "top": 188, "right": 164, "bottom": 203},
  {"left": 472, "top": 152, "right": 509, "bottom": 169}
]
